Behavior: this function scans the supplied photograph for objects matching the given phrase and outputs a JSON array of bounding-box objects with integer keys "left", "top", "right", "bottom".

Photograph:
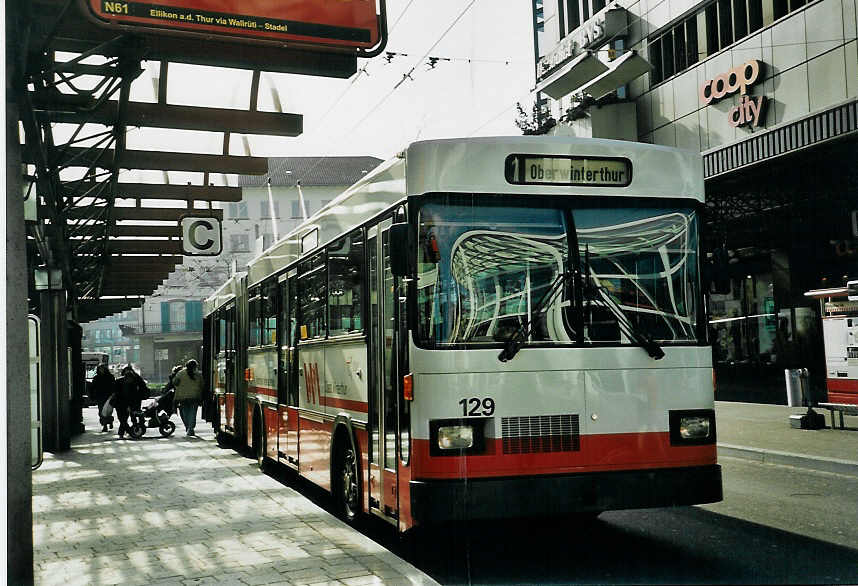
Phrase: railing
[{"left": 119, "top": 321, "right": 203, "bottom": 335}]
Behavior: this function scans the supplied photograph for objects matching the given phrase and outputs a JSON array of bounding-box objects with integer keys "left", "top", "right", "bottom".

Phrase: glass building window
[
  {"left": 748, "top": 0, "right": 763, "bottom": 33},
  {"left": 230, "top": 234, "right": 250, "bottom": 253},
  {"left": 649, "top": 38, "right": 663, "bottom": 84},
  {"left": 686, "top": 18, "right": 699, "bottom": 65},
  {"left": 565, "top": 0, "right": 580, "bottom": 31},
  {"left": 705, "top": 3, "right": 720, "bottom": 55},
  {"left": 661, "top": 31, "right": 675, "bottom": 79},
  {"left": 673, "top": 23, "right": 687, "bottom": 73},
  {"left": 734, "top": 0, "right": 748, "bottom": 41},
  {"left": 228, "top": 202, "right": 248, "bottom": 219},
  {"left": 260, "top": 200, "right": 280, "bottom": 219},
  {"left": 649, "top": 0, "right": 776, "bottom": 86},
  {"left": 718, "top": 0, "right": 734, "bottom": 49}
]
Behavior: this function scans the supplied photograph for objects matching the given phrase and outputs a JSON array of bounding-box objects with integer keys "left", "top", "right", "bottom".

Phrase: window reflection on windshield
[
  {"left": 416, "top": 196, "right": 701, "bottom": 348},
  {"left": 576, "top": 209, "right": 699, "bottom": 344},
  {"left": 417, "top": 201, "right": 569, "bottom": 345}
]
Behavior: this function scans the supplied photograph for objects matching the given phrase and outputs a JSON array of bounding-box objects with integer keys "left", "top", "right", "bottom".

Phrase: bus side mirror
[{"left": 390, "top": 222, "right": 415, "bottom": 278}]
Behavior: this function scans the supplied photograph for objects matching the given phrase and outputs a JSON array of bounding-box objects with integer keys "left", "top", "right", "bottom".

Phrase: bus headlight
[
  {"left": 669, "top": 409, "right": 716, "bottom": 445},
  {"left": 429, "top": 418, "right": 487, "bottom": 456},
  {"left": 679, "top": 416, "right": 710, "bottom": 439},
  {"left": 438, "top": 425, "right": 474, "bottom": 449}
]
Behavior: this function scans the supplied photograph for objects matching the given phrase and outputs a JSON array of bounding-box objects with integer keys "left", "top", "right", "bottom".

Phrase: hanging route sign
[{"left": 82, "top": 0, "right": 385, "bottom": 54}]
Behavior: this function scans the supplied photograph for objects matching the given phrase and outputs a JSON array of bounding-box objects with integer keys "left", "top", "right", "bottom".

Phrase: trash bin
[{"left": 785, "top": 368, "right": 809, "bottom": 407}]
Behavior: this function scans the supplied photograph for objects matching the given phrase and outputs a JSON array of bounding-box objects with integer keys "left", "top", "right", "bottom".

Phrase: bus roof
[
  {"left": 203, "top": 272, "right": 245, "bottom": 317},
  {"left": 244, "top": 136, "right": 704, "bottom": 287},
  {"left": 405, "top": 136, "right": 704, "bottom": 199}
]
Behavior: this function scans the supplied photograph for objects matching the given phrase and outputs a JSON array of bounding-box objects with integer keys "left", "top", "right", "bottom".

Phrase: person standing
[
  {"left": 173, "top": 359, "right": 203, "bottom": 436},
  {"left": 114, "top": 365, "right": 148, "bottom": 439},
  {"left": 91, "top": 365, "right": 116, "bottom": 432}
]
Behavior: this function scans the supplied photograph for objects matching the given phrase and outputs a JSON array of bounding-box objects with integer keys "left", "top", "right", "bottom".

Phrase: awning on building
[
  {"left": 534, "top": 52, "right": 608, "bottom": 100},
  {"left": 579, "top": 50, "right": 652, "bottom": 100}
]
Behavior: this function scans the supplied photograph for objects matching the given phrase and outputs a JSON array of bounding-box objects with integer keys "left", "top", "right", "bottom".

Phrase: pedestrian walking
[
  {"left": 114, "top": 365, "right": 149, "bottom": 439},
  {"left": 173, "top": 359, "right": 203, "bottom": 436},
  {"left": 91, "top": 365, "right": 116, "bottom": 432}
]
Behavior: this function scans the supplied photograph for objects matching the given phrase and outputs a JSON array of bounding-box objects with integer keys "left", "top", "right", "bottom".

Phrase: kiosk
[{"left": 804, "top": 281, "right": 858, "bottom": 428}]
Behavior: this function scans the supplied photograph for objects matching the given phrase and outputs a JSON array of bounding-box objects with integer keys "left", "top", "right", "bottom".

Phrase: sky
[{"left": 118, "top": 0, "right": 538, "bottom": 164}]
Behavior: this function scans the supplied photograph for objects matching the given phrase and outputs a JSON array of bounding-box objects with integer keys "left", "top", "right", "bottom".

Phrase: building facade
[{"left": 533, "top": 0, "right": 857, "bottom": 401}]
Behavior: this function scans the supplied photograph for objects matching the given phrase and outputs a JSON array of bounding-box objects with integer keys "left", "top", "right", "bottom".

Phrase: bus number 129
[{"left": 459, "top": 397, "right": 495, "bottom": 416}]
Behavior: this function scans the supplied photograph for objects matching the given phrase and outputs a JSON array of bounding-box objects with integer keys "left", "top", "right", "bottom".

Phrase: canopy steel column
[{"left": 6, "top": 0, "right": 34, "bottom": 581}]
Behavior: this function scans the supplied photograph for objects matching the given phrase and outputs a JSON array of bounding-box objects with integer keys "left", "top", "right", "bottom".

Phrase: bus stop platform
[
  {"left": 32, "top": 407, "right": 438, "bottom": 586},
  {"left": 715, "top": 401, "right": 858, "bottom": 477},
  {"left": 32, "top": 402, "right": 858, "bottom": 585}
]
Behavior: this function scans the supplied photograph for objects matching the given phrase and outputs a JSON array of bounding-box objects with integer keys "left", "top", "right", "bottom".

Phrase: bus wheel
[{"left": 335, "top": 443, "right": 360, "bottom": 523}]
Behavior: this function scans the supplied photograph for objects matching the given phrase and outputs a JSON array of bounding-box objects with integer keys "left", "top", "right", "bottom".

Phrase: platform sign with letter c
[{"left": 181, "top": 214, "right": 222, "bottom": 256}]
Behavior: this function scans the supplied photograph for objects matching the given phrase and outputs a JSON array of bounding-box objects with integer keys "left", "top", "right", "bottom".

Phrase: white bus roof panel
[{"left": 405, "top": 136, "right": 704, "bottom": 201}]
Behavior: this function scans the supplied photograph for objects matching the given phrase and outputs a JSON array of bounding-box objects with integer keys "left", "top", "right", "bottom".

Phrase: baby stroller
[{"left": 129, "top": 388, "right": 176, "bottom": 439}]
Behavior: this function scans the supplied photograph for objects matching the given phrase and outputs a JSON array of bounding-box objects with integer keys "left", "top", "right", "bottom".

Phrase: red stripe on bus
[
  {"left": 247, "top": 385, "right": 367, "bottom": 413},
  {"left": 411, "top": 432, "right": 717, "bottom": 479},
  {"left": 321, "top": 396, "right": 369, "bottom": 413},
  {"left": 827, "top": 378, "right": 858, "bottom": 392},
  {"left": 827, "top": 392, "right": 858, "bottom": 404}
]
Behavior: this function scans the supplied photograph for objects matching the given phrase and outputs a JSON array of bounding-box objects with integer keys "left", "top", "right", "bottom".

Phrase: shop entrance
[{"left": 704, "top": 139, "right": 858, "bottom": 403}]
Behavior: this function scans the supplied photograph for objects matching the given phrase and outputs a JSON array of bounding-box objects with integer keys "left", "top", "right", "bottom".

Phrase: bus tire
[{"left": 334, "top": 441, "right": 361, "bottom": 524}]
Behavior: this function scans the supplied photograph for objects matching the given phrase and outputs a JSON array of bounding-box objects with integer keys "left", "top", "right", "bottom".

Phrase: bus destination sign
[
  {"left": 84, "top": 0, "right": 382, "bottom": 52},
  {"left": 506, "top": 155, "right": 632, "bottom": 187}
]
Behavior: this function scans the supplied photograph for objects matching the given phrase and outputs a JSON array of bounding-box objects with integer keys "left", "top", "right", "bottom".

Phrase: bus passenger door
[
  {"left": 367, "top": 220, "right": 400, "bottom": 522},
  {"left": 224, "top": 304, "right": 237, "bottom": 432},
  {"left": 278, "top": 272, "right": 299, "bottom": 468}
]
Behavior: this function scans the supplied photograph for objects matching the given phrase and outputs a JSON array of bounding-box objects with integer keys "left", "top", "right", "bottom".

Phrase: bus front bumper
[{"left": 410, "top": 464, "right": 722, "bottom": 523}]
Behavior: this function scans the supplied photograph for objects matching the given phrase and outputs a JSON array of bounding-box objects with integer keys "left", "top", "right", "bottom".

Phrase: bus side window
[
  {"left": 262, "top": 279, "right": 278, "bottom": 345},
  {"left": 298, "top": 252, "right": 327, "bottom": 339},
  {"left": 329, "top": 229, "right": 365, "bottom": 336},
  {"left": 248, "top": 289, "right": 261, "bottom": 347}
]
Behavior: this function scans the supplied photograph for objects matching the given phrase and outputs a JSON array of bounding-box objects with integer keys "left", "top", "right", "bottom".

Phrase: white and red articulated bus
[{"left": 203, "top": 136, "right": 722, "bottom": 532}]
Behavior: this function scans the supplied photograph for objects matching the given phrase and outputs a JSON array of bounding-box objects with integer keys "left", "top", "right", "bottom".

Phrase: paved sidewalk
[
  {"left": 32, "top": 407, "right": 438, "bottom": 586},
  {"left": 716, "top": 401, "right": 858, "bottom": 476}
]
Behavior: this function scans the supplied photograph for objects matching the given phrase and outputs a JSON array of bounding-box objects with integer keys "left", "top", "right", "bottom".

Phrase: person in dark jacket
[
  {"left": 114, "top": 365, "right": 149, "bottom": 439},
  {"left": 91, "top": 365, "right": 116, "bottom": 432}
]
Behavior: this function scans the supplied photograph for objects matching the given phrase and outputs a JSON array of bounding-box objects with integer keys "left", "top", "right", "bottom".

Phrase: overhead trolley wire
[{"left": 344, "top": 0, "right": 479, "bottom": 136}]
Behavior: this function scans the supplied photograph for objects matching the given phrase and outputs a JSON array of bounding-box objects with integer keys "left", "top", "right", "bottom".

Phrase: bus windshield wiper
[
  {"left": 498, "top": 270, "right": 575, "bottom": 363},
  {"left": 582, "top": 273, "right": 665, "bottom": 360}
]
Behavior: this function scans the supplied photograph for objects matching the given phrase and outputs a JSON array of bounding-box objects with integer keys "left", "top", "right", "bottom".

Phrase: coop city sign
[{"left": 699, "top": 59, "right": 767, "bottom": 128}]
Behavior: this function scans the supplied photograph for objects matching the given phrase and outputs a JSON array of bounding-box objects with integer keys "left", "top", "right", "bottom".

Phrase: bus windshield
[{"left": 415, "top": 195, "right": 702, "bottom": 349}]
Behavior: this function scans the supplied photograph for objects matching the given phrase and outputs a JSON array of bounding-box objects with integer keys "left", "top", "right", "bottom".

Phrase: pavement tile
[
  {"left": 341, "top": 576, "right": 386, "bottom": 586},
  {"left": 33, "top": 408, "right": 437, "bottom": 586}
]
